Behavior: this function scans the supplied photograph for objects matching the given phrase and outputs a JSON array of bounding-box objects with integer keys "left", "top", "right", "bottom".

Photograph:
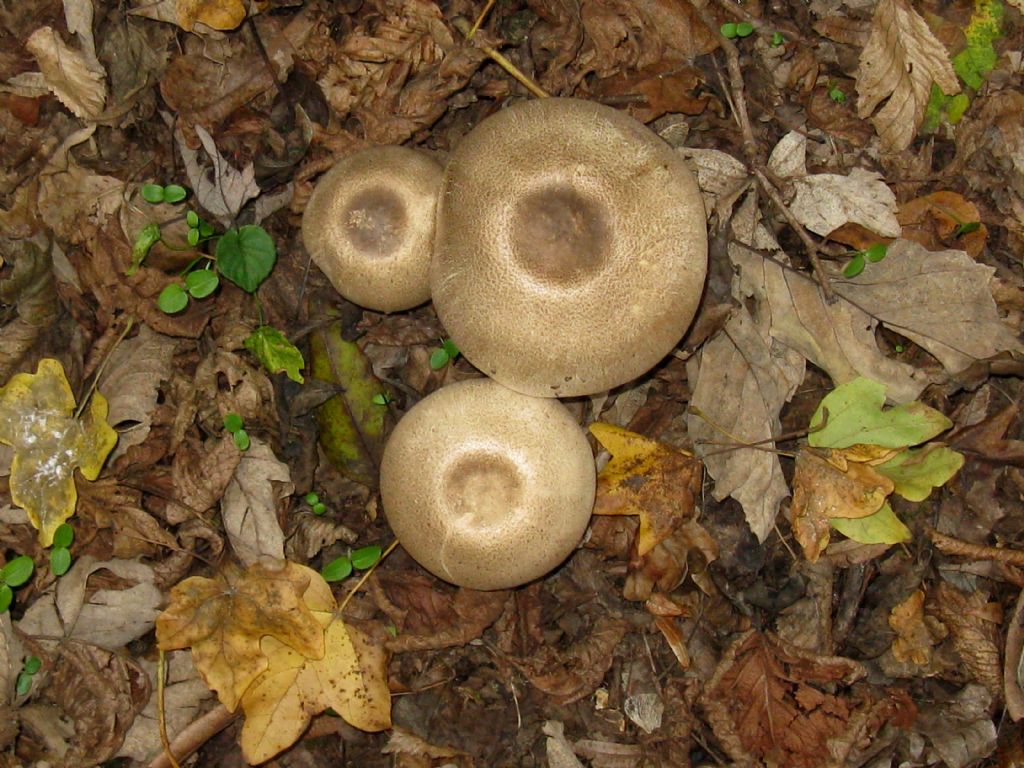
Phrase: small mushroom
[
  {"left": 379, "top": 378, "right": 596, "bottom": 590},
  {"left": 302, "top": 146, "right": 442, "bottom": 312},
  {"left": 432, "top": 98, "right": 708, "bottom": 397}
]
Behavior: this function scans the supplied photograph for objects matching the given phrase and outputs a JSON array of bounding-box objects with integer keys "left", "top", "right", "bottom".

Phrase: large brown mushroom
[
  {"left": 303, "top": 146, "right": 442, "bottom": 312},
  {"left": 379, "top": 378, "right": 596, "bottom": 590},
  {"left": 431, "top": 98, "right": 708, "bottom": 397}
]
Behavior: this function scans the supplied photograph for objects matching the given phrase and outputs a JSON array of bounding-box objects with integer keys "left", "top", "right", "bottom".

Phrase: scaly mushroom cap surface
[
  {"left": 303, "top": 146, "right": 442, "bottom": 312},
  {"left": 379, "top": 378, "right": 596, "bottom": 590},
  {"left": 432, "top": 98, "right": 708, "bottom": 397}
]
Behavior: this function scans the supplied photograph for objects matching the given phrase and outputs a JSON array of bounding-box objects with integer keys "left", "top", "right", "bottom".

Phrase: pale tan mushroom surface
[
  {"left": 302, "top": 146, "right": 442, "bottom": 313},
  {"left": 432, "top": 97, "right": 708, "bottom": 397},
  {"left": 379, "top": 379, "right": 596, "bottom": 590}
]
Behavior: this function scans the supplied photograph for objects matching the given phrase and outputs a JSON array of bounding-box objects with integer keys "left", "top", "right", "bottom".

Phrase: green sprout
[
  {"left": 0, "top": 556, "right": 34, "bottom": 613},
  {"left": 223, "top": 412, "right": 250, "bottom": 451},
  {"left": 16, "top": 656, "right": 42, "bottom": 696},
  {"left": 371, "top": 392, "right": 393, "bottom": 406},
  {"left": 771, "top": 31, "right": 785, "bottom": 46},
  {"left": 304, "top": 492, "right": 327, "bottom": 516},
  {"left": 842, "top": 243, "right": 889, "bottom": 278},
  {"left": 828, "top": 83, "right": 847, "bottom": 103},
  {"left": 430, "top": 339, "right": 461, "bottom": 370},
  {"left": 50, "top": 523, "right": 74, "bottom": 577},
  {"left": 321, "top": 544, "right": 384, "bottom": 583},
  {"left": 720, "top": 21, "right": 754, "bottom": 39}
]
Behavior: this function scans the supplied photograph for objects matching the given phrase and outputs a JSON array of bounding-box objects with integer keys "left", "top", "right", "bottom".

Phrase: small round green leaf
[
  {"left": 771, "top": 31, "right": 785, "bottom": 46},
  {"left": 186, "top": 210, "right": 200, "bottom": 228},
  {"left": 842, "top": 253, "right": 866, "bottom": 278},
  {"left": 187, "top": 227, "right": 200, "bottom": 247},
  {"left": 216, "top": 225, "right": 277, "bottom": 293},
  {"left": 351, "top": 545, "right": 382, "bottom": 570},
  {"left": 158, "top": 283, "right": 189, "bottom": 314},
  {"left": 441, "top": 339, "right": 460, "bottom": 359},
  {"left": 429, "top": 348, "right": 450, "bottom": 370},
  {"left": 50, "top": 547, "right": 72, "bottom": 577},
  {"left": 185, "top": 269, "right": 219, "bottom": 299},
  {"left": 223, "top": 412, "right": 244, "bottom": 433},
  {"left": 720, "top": 22, "right": 738, "bottom": 38},
  {"left": 2, "top": 556, "right": 34, "bottom": 587},
  {"left": 0, "top": 585, "right": 12, "bottom": 613},
  {"left": 141, "top": 184, "right": 165, "bottom": 203},
  {"left": 163, "top": 184, "right": 188, "bottom": 204},
  {"left": 322, "top": 556, "right": 353, "bottom": 582},
  {"left": 312, "top": 502, "right": 327, "bottom": 516},
  {"left": 199, "top": 221, "right": 215, "bottom": 238},
  {"left": 736, "top": 21, "right": 754, "bottom": 36},
  {"left": 864, "top": 243, "right": 889, "bottom": 262},
  {"left": 304, "top": 492, "right": 320, "bottom": 505},
  {"left": 15, "top": 672, "right": 32, "bottom": 696},
  {"left": 233, "top": 429, "right": 251, "bottom": 451},
  {"left": 52, "top": 524, "right": 74, "bottom": 549},
  {"left": 22, "top": 656, "right": 41, "bottom": 675}
]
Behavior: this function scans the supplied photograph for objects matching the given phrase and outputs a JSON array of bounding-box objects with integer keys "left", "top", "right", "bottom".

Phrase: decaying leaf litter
[{"left": 0, "top": 0, "right": 1023, "bottom": 765}]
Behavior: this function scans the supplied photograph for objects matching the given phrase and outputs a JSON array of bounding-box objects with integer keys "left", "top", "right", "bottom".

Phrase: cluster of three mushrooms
[{"left": 303, "top": 98, "right": 708, "bottom": 590}]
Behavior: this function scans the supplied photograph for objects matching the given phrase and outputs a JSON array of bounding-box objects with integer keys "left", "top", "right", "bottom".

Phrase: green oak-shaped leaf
[
  {"left": 876, "top": 443, "right": 965, "bottom": 502},
  {"left": 809, "top": 378, "right": 952, "bottom": 450}
]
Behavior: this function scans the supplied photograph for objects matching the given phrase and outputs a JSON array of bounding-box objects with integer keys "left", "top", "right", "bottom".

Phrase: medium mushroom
[
  {"left": 302, "top": 146, "right": 442, "bottom": 312},
  {"left": 379, "top": 378, "right": 596, "bottom": 590},
  {"left": 431, "top": 97, "right": 708, "bottom": 397}
]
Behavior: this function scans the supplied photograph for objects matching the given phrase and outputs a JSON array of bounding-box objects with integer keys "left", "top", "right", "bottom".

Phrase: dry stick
[
  {"left": 467, "top": 0, "right": 498, "bottom": 39},
  {"left": 689, "top": 0, "right": 834, "bottom": 301},
  {"left": 928, "top": 528, "right": 1024, "bottom": 567},
  {"left": 451, "top": 17, "right": 549, "bottom": 99}
]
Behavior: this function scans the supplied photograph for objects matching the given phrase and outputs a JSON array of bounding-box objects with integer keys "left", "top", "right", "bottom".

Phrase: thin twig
[
  {"left": 451, "top": 17, "right": 549, "bottom": 99},
  {"left": 468, "top": 0, "right": 498, "bottom": 39}
]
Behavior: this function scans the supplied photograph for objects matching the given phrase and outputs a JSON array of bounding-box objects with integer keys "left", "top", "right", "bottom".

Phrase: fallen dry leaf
[
  {"left": 221, "top": 438, "right": 292, "bottom": 565},
  {"left": 177, "top": 0, "right": 247, "bottom": 32},
  {"left": 928, "top": 582, "right": 1003, "bottom": 700},
  {"left": 155, "top": 560, "right": 326, "bottom": 712},
  {"left": 889, "top": 590, "right": 947, "bottom": 665},
  {"left": 856, "top": 0, "right": 960, "bottom": 150},
  {"left": 240, "top": 614, "right": 390, "bottom": 763},
  {"left": 898, "top": 191, "right": 988, "bottom": 259},
  {"left": 25, "top": 26, "right": 107, "bottom": 119},
  {"left": 589, "top": 422, "right": 702, "bottom": 556}
]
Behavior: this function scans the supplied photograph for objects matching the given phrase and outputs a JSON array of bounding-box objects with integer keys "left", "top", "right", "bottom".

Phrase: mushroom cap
[
  {"left": 302, "top": 146, "right": 442, "bottom": 312},
  {"left": 379, "top": 378, "right": 596, "bottom": 590},
  {"left": 431, "top": 98, "right": 708, "bottom": 397}
]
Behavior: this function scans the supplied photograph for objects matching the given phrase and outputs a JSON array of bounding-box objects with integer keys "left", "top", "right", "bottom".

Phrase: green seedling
[
  {"left": 771, "top": 31, "right": 785, "bottom": 46},
  {"left": 304, "top": 492, "right": 327, "bottom": 516},
  {"left": 429, "top": 339, "right": 461, "bottom": 370},
  {"left": 828, "top": 83, "right": 847, "bottom": 103},
  {"left": 842, "top": 242, "right": 889, "bottom": 278},
  {"left": 50, "top": 523, "right": 74, "bottom": 577},
  {"left": 141, "top": 183, "right": 187, "bottom": 204},
  {"left": 371, "top": 392, "right": 393, "bottom": 406},
  {"left": 223, "top": 412, "right": 250, "bottom": 451},
  {"left": 16, "top": 656, "right": 42, "bottom": 696},
  {"left": 321, "top": 544, "right": 384, "bottom": 583},
  {"left": 720, "top": 21, "right": 754, "bottom": 38},
  {"left": 0, "top": 555, "right": 34, "bottom": 613}
]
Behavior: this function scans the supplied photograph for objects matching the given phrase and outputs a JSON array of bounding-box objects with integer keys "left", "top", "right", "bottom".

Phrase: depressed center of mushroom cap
[
  {"left": 442, "top": 450, "right": 526, "bottom": 529},
  {"left": 342, "top": 187, "right": 408, "bottom": 258},
  {"left": 510, "top": 184, "right": 610, "bottom": 283}
]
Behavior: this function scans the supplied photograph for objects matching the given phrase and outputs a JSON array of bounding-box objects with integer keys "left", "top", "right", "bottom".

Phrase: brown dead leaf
[
  {"left": 790, "top": 448, "right": 895, "bottom": 562},
  {"left": 25, "top": 27, "right": 107, "bottom": 119},
  {"left": 166, "top": 436, "right": 241, "bottom": 524},
  {"left": 701, "top": 631, "right": 875, "bottom": 768},
  {"left": 0, "top": 240, "right": 59, "bottom": 383},
  {"left": 889, "top": 590, "right": 948, "bottom": 665},
  {"left": 898, "top": 192, "right": 988, "bottom": 259},
  {"left": 950, "top": 402, "right": 1024, "bottom": 466},
  {"left": 856, "top": 0, "right": 960, "bottom": 151},
  {"left": 222, "top": 438, "right": 292, "bottom": 565},
  {"left": 593, "top": 62, "right": 707, "bottom": 122},
  {"left": 928, "top": 582, "right": 1003, "bottom": 700},
  {"left": 155, "top": 560, "right": 326, "bottom": 712}
]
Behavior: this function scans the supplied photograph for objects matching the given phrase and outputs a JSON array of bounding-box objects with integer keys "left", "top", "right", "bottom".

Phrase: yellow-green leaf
[
  {"left": 0, "top": 359, "right": 117, "bottom": 546},
  {"left": 310, "top": 322, "right": 392, "bottom": 488},
  {"left": 830, "top": 503, "right": 911, "bottom": 545},
  {"left": 875, "top": 443, "right": 965, "bottom": 501}
]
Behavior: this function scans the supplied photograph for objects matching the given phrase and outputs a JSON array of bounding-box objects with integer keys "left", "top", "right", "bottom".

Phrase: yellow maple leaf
[
  {"left": 176, "top": 0, "right": 247, "bottom": 31},
  {"left": 0, "top": 358, "right": 117, "bottom": 546},
  {"left": 240, "top": 613, "right": 391, "bottom": 763},
  {"left": 590, "top": 423, "right": 703, "bottom": 556},
  {"left": 155, "top": 560, "right": 327, "bottom": 712}
]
